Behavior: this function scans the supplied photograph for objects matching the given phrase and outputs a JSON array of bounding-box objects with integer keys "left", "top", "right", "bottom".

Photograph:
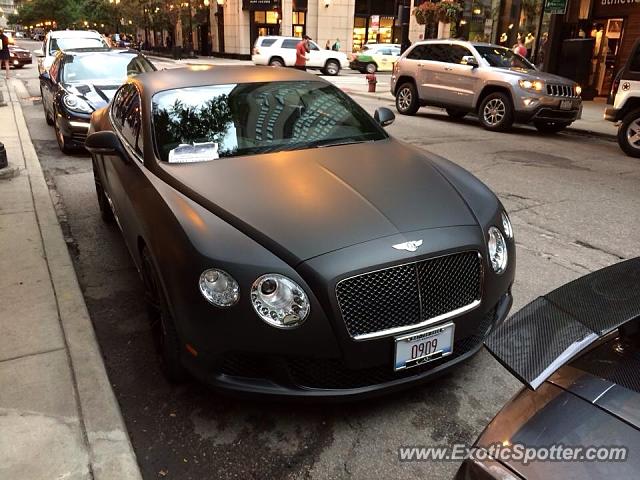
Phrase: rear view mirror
[
  {"left": 85, "top": 131, "right": 125, "bottom": 157},
  {"left": 374, "top": 107, "right": 395, "bottom": 127},
  {"left": 462, "top": 55, "right": 479, "bottom": 68}
]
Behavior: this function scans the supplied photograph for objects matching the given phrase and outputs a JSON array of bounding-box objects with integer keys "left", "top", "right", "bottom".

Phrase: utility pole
[{"left": 399, "top": 0, "right": 410, "bottom": 54}]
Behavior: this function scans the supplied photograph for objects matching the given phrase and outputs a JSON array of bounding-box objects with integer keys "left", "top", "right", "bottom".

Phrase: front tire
[
  {"left": 395, "top": 82, "right": 419, "bottom": 116},
  {"left": 323, "top": 60, "right": 340, "bottom": 76},
  {"left": 534, "top": 121, "right": 570, "bottom": 134},
  {"left": 618, "top": 109, "right": 640, "bottom": 158},
  {"left": 479, "top": 92, "right": 514, "bottom": 131},
  {"left": 54, "top": 114, "right": 75, "bottom": 154},
  {"left": 141, "top": 247, "right": 189, "bottom": 383},
  {"left": 41, "top": 88, "right": 54, "bottom": 126},
  {"left": 92, "top": 157, "right": 114, "bottom": 224}
]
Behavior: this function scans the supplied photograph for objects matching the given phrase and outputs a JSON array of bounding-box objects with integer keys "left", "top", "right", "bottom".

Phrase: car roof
[
  {"left": 132, "top": 65, "right": 328, "bottom": 105},
  {"left": 59, "top": 47, "right": 136, "bottom": 56},
  {"left": 48, "top": 30, "right": 102, "bottom": 39},
  {"left": 410, "top": 39, "right": 502, "bottom": 49}
]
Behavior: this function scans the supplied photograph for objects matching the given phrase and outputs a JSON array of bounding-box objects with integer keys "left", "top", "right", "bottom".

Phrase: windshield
[
  {"left": 62, "top": 53, "right": 153, "bottom": 83},
  {"left": 152, "top": 81, "right": 387, "bottom": 162},
  {"left": 475, "top": 46, "right": 535, "bottom": 70},
  {"left": 49, "top": 37, "right": 107, "bottom": 55}
]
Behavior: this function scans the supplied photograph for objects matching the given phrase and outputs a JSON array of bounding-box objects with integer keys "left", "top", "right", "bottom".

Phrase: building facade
[{"left": 0, "top": 0, "right": 19, "bottom": 29}]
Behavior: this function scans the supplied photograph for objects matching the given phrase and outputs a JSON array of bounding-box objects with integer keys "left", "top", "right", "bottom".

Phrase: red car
[{"left": 8, "top": 44, "right": 32, "bottom": 68}]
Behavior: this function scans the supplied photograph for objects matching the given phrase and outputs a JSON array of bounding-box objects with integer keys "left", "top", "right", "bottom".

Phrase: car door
[
  {"left": 41, "top": 55, "right": 60, "bottom": 116},
  {"left": 405, "top": 44, "right": 439, "bottom": 101},
  {"left": 432, "top": 44, "right": 481, "bottom": 109},
  {"left": 307, "top": 41, "right": 324, "bottom": 68},
  {"left": 102, "top": 83, "right": 147, "bottom": 255}
]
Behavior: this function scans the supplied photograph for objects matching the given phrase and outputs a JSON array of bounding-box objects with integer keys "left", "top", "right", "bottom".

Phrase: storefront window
[
  {"left": 266, "top": 11, "right": 279, "bottom": 24},
  {"left": 495, "top": 0, "right": 545, "bottom": 61},
  {"left": 353, "top": 0, "right": 396, "bottom": 51},
  {"left": 458, "top": 0, "right": 500, "bottom": 43},
  {"left": 292, "top": 11, "right": 305, "bottom": 37}
]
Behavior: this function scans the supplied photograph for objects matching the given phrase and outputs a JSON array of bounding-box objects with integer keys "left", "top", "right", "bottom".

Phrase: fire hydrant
[{"left": 366, "top": 73, "right": 377, "bottom": 93}]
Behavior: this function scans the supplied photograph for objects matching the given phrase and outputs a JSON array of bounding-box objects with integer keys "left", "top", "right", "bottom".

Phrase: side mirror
[
  {"left": 462, "top": 55, "right": 479, "bottom": 68},
  {"left": 374, "top": 107, "right": 395, "bottom": 127},
  {"left": 85, "top": 131, "right": 125, "bottom": 157},
  {"left": 39, "top": 71, "right": 50, "bottom": 82},
  {"left": 34, "top": 49, "right": 45, "bottom": 57}
]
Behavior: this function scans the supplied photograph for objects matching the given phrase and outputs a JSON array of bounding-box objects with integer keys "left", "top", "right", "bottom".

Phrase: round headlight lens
[
  {"left": 488, "top": 227, "right": 508, "bottom": 274},
  {"left": 251, "top": 274, "right": 310, "bottom": 328},
  {"left": 198, "top": 269, "right": 239, "bottom": 307},
  {"left": 501, "top": 211, "right": 513, "bottom": 239}
]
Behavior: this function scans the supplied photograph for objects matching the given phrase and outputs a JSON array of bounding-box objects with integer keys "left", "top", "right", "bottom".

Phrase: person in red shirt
[{"left": 295, "top": 35, "right": 311, "bottom": 71}]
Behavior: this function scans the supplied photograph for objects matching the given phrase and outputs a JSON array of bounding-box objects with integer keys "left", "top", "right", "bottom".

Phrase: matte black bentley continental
[{"left": 85, "top": 66, "right": 515, "bottom": 398}]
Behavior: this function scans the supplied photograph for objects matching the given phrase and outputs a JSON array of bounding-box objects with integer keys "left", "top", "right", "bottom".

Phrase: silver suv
[{"left": 390, "top": 40, "right": 582, "bottom": 133}]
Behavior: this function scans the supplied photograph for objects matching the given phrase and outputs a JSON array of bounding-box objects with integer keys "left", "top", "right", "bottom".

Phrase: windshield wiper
[{"left": 312, "top": 138, "right": 375, "bottom": 148}]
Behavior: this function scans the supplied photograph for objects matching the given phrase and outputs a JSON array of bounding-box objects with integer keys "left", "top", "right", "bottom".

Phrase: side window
[
  {"left": 427, "top": 45, "right": 450, "bottom": 62},
  {"left": 261, "top": 38, "right": 277, "bottom": 47},
  {"left": 630, "top": 45, "right": 640, "bottom": 72},
  {"left": 111, "top": 84, "right": 143, "bottom": 156},
  {"left": 448, "top": 45, "right": 473, "bottom": 64},
  {"left": 406, "top": 45, "right": 427, "bottom": 60},
  {"left": 309, "top": 42, "right": 320, "bottom": 51},
  {"left": 282, "top": 39, "right": 298, "bottom": 49}
]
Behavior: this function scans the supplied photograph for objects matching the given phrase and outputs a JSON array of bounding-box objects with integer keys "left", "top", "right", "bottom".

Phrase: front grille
[
  {"left": 546, "top": 84, "right": 578, "bottom": 97},
  {"left": 287, "top": 307, "right": 497, "bottom": 389},
  {"left": 216, "top": 307, "right": 497, "bottom": 390},
  {"left": 336, "top": 251, "right": 482, "bottom": 338}
]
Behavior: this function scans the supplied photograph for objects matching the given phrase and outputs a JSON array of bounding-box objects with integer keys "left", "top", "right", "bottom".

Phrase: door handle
[
  {"left": 417, "top": 63, "right": 424, "bottom": 67},
  {"left": 444, "top": 67, "right": 453, "bottom": 71}
]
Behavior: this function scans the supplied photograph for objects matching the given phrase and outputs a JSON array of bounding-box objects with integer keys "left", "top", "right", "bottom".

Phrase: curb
[{"left": 6, "top": 80, "right": 142, "bottom": 480}]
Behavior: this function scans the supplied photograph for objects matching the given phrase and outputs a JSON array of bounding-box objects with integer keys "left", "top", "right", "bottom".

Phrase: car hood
[
  {"left": 63, "top": 82, "right": 119, "bottom": 111},
  {"left": 158, "top": 138, "right": 479, "bottom": 264},
  {"left": 497, "top": 67, "right": 575, "bottom": 85}
]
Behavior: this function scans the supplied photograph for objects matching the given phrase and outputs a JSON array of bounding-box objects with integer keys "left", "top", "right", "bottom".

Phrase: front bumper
[
  {"left": 56, "top": 110, "right": 91, "bottom": 146},
  {"left": 604, "top": 105, "right": 621, "bottom": 122},
  {"left": 10, "top": 55, "right": 32, "bottom": 67},
  {"left": 515, "top": 93, "right": 582, "bottom": 124},
  {"left": 185, "top": 292, "right": 511, "bottom": 400}
]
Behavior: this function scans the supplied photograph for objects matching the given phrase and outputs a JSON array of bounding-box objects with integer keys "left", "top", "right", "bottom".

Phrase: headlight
[
  {"left": 501, "top": 211, "right": 513, "bottom": 239},
  {"left": 63, "top": 94, "right": 93, "bottom": 113},
  {"left": 251, "top": 274, "right": 310, "bottom": 328},
  {"left": 518, "top": 79, "right": 544, "bottom": 92},
  {"left": 575, "top": 84, "right": 582, "bottom": 96},
  {"left": 199, "top": 269, "right": 239, "bottom": 307},
  {"left": 487, "top": 227, "right": 508, "bottom": 275}
]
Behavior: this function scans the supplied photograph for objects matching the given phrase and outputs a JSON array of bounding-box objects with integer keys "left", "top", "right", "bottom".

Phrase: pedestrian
[
  {"left": 0, "top": 28, "right": 10, "bottom": 80},
  {"left": 295, "top": 35, "right": 311, "bottom": 71},
  {"left": 332, "top": 38, "right": 340, "bottom": 51},
  {"left": 325, "top": 39, "right": 331, "bottom": 50},
  {"left": 513, "top": 38, "right": 527, "bottom": 58}
]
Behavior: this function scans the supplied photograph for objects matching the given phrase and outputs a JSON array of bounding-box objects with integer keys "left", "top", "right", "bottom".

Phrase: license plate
[
  {"left": 394, "top": 323, "right": 455, "bottom": 371},
  {"left": 560, "top": 100, "right": 573, "bottom": 110}
]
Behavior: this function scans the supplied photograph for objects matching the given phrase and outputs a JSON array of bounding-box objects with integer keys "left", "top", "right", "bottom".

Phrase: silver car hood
[{"left": 497, "top": 67, "right": 575, "bottom": 85}]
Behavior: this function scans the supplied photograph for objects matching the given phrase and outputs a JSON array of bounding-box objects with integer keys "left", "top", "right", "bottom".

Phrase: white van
[
  {"left": 35, "top": 30, "right": 108, "bottom": 74},
  {"left": 251, "top": 36, "right": 348, "bottom": 76}
]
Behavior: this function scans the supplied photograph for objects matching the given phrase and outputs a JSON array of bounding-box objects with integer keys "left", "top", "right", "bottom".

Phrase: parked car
[
  {"left": 84, "top": 66, "right": 515, "bottom": 398},
  {"left": 40, "top": 47, "right": 155, "bottom": 153},
  {"left": 35, "top": 30, "right": 108, "bottom": 74},
  {"left": 391, "top": 40, "right": 583, "bottom": 133},
  {"left": 457, "top": 258, "right": 640, "bottom": 479},
  {"left": 350, "top": 43, "right": 401, "bottom": 73},
  {"left": 251, "top": 36, "right": 348, "bottom": 75},
  {"left": 605, "top": 38, "right": 640, "bottom": 158},
  {"left": 8, "top": 44, "right": 32, "bottom": 68}
]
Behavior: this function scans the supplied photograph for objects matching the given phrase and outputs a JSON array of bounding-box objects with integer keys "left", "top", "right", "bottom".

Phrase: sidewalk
[
  {"left": 149, "top": 54, "right": 618, "bottom": 139},
  {"left": 0, "top": 80, "right": 141, "bottom": 480}
]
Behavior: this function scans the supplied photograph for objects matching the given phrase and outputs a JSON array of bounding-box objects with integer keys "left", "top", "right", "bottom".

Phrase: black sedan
[
  {"left": 40, "top": 47, "right": 155, "bottom": 153},
  {"left": 457, "top": 258, "right": 640, "bottom": 479},
  {"left": 85, "top": 66, "right": 515, "bottom": 399},
  {"left": 8, "top": 44, "right": 32, "bottom": 68}
]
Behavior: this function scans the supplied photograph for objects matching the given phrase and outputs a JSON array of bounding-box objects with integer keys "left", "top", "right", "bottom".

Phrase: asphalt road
[{"left": 12, "top": 39, "right": 640, "bottom": 480}]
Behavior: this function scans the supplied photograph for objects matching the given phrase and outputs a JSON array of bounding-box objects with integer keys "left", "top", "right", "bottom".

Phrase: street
[{"left": 11, "top": 39, "right": 640, "bottom": 480}]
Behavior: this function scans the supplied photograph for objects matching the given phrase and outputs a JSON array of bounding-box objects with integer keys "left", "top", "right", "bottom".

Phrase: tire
[
  {"left": 478, "top": 92, "right": 514, "bottom": 131},
  {"left": 445, "top": 107, "right": 468, "bottom": 120},
  {"left": 395, "top": 82, "right": 419, "bottom": 116},
  {"left": 141, "top": 247, "right": 189, "bottom": 383},
  {"left": 617, "top": 109, "right": 640, "bottom": 158},
  {"left": 54, "top": 114, "right": 75, "bottom": 154},
  {"left": 41, "top": 88, "right": 54, "bottom": 126},
  {"left": 324, "top": 59, "right": 340, "bottom": 76},
  {"left": 92, "top": 157, "right": 114, "bottom": 224},
  {"left": 534, "top": 121, "right": 570, "bottom": 134},
  {"left": 365, "top": 62, "right": 377, "bottom": 74},
  {"left": 268, "top": 57, "right": 284, "bottom": 67}
]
